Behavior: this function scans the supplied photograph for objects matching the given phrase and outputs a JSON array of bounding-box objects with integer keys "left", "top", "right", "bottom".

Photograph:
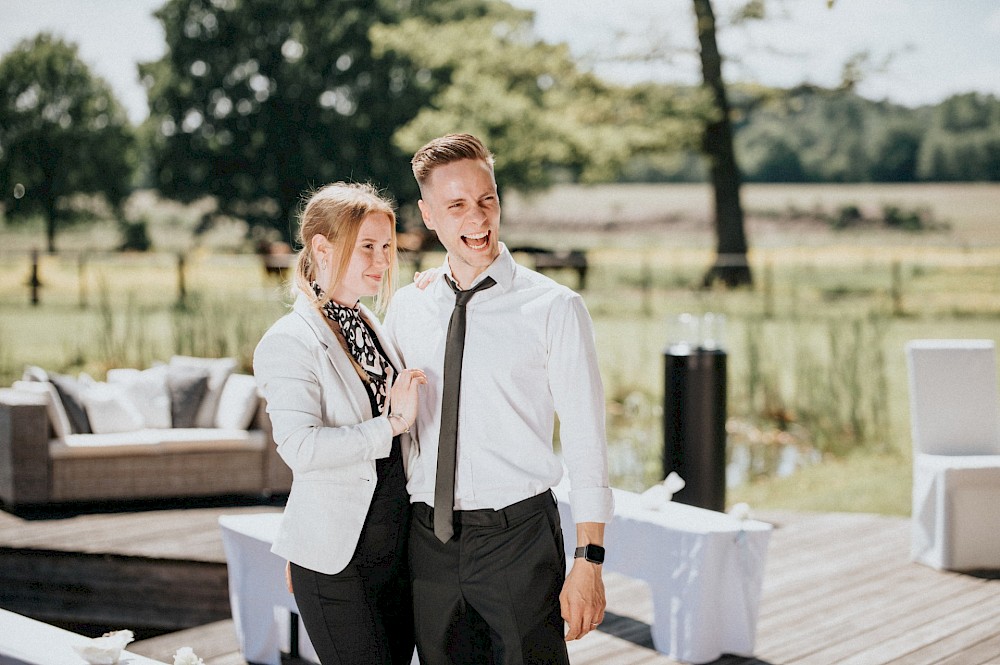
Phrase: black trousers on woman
[{"left": 290, "top": 440, "right": 413, "bottom": 665}]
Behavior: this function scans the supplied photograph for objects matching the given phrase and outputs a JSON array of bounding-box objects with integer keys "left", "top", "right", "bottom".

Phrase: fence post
[
  {"left": 891, "top": 260, "right": 903, "bottom": 317},
  {"left": 762, "top": 260, "right": 774, "bottom": 319},
  {"left": 78, "top": 253, "right": 88, "bottom": 309},
  {"left": 27, "top": 249, "right": 42, "bottom": 306},
  {"left": 177, "top": 253, "right": 187, "bottom": 308}
]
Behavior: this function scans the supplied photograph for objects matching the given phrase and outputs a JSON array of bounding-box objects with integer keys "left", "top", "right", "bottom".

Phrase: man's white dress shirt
[{"left": 384, "top": 244, "right": 614, "bottom": 524}]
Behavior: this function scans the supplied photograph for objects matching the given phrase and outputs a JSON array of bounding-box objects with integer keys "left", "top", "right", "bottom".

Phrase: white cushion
[
  {"left": 169, "top": 356, "right": 238, "bottom": 428},
  {"left": 214, "top": 374, "right": 260, "bottom": 430},
  {"left": 107, "top": 366, "right": 172, "bottom": 429},
  {"left": 12, "top": 380, "right": 72, "bottom": 439},
  {"left": 50, "top": 428, "right": 266, "bottom": 459},
  {"left": 81, "top": 382, "right": 146, "bottom": 434}
]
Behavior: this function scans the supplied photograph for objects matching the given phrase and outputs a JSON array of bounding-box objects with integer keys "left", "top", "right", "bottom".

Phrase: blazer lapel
[{"left": 293, "top": 294, "right": 373, "bottom": 421}]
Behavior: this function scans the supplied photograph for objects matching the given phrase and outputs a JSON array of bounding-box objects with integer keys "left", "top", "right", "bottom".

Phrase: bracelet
[{"left": 389, "top": 413, "right": 410, "bottom": 434}]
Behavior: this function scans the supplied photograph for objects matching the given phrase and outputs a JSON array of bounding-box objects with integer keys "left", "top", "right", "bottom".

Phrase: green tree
[
  {"left": 917, "top": 93, "right": 1000, "bottom": 181},
  {"left": 869, "top": 124, "right": 921, "bottom": 182},
  {"left": 371, "top": 3, "right": 705, "bottom": 193},
  {"left": 142, "top": 0, "right": 462, "bottom": 244},
  {"left": 0, "top": 34, "right": 135, "bottom": 253}
]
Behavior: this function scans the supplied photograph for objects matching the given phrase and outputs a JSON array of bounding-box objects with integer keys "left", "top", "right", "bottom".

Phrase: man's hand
[
  {"left": 560, "top": 558, "right": 606, "bottom": 641},
  {"left": 413, "top": 267, "right": 441, "bottom": 290}
]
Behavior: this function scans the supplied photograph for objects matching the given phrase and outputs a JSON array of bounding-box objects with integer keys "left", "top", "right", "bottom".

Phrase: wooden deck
[{"left": 2, "top": 503, "right": 999, "bottom": 665}]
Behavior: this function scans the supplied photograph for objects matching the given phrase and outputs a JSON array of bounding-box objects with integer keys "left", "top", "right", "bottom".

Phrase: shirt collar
[{"left": 438, "top": 242, "right": 515, "bottom": 295}]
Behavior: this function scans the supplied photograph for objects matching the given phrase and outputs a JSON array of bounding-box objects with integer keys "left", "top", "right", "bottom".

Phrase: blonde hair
[
  {"left": 411, "top": 133, "right": 495, "bottom": 192},
  {"left": 293, "top": 182, "right": 398, "bottom": 314}
]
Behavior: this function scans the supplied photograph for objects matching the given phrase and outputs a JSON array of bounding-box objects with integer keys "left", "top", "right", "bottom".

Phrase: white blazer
[{"left": 253, "top": 292, "right": 417, "bottom": 575}]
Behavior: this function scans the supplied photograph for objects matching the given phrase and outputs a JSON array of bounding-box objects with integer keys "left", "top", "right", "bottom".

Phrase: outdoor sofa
[{"left": 0, "top": 356, "right": 291, "bottom": 506}]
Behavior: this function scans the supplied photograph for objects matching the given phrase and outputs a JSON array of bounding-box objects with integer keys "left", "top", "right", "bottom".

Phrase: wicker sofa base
[
  {"left": 50, "top": 447, "right": 267, "bottom": 502},
  {"left": 0, "top": 389, "right": 291, "bottom": 507}
]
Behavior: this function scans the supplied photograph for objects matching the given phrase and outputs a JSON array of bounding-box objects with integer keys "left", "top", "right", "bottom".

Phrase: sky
[{"left": 2, "top": 0, "right": 1000, "bottom": 125}]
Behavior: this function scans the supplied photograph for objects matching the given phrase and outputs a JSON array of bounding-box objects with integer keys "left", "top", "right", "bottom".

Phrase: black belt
[{"left": 414, "top": 490, "right": 555, "bottom": 529}]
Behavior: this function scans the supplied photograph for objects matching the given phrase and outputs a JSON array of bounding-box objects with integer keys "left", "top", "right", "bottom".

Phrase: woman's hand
[
  {"left": 285, "top": 561, "right": 293, "bottom": 594},
  {"left": 388, "top": 368, "right": 427, "bottom": 435}
]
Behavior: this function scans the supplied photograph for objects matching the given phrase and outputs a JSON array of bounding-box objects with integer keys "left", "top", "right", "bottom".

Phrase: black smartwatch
[{"left": 574, "top": 544, "right": 605, "bottom": 565}]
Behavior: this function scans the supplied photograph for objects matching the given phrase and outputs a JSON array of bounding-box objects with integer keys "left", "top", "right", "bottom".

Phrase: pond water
[{"left": 604, "top": 394, "right": 822, "bottom": 493}]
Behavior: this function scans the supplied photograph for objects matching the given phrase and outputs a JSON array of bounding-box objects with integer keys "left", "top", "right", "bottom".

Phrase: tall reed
[{"left": 94, "top": 279, "right": 158, "bottom": 372}]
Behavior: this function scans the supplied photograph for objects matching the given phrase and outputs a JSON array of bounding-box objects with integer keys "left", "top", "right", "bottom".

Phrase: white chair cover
[{"left": 906, "top": 339, "right": 1000, "bottom": 570}]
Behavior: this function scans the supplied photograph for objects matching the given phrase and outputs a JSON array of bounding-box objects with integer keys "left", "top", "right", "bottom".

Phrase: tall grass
[
  {"left": 2, "top": 239, "right": 998, "bottom": 514},
  {"left": 170, "top": 294, "right": 279, "bottom": 372},
  {"left": 94, "top": 280, "right": 158, "bottom": 372}
]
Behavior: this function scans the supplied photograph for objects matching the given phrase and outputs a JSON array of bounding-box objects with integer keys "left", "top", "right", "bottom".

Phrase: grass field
[{"left": 2, "top": 182, "right": 999, "bottom": 517}]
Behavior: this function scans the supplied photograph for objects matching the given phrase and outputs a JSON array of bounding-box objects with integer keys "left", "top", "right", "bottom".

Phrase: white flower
[
  {"left": 728, "top": 502, "right": 752, "bottom": 521},
  {"left": 639, "top": 472, "right": 687, "bottom": 511},
  {"left": 72, "top": 630, "right": 134, "bottom": 665},
  {"left": 173, "top": 647, "right": 206, "bottom": 665}
]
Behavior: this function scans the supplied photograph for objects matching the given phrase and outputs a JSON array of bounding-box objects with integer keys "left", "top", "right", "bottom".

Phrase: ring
[{"left": 591, "top": 622, "right": 600, "bottom": 627}]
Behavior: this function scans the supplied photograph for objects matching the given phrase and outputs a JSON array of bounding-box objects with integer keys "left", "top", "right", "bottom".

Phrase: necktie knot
[{"left": 447, "top": 275, "right": 496, "bottom": 307}]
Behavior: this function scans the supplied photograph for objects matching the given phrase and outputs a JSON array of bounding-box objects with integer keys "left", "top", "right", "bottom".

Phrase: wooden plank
[
  {"left": 0, "top": 548, "right": 230, "bottom": 631},
  {"left": 783, "top": 581, "right": 999, "bottom": 664},
  {"left": 880, "top": 600, "right": 1000, "bottom": 665},
  {"left": 757, "top": 574, "right": 978, "bottom": 663},
  {"left": 932, "top": 632, "right": 1000, "bottom": 665},
  {"left": 834, "top": 582, "right": 1000, "bottom": 665},
  {"left": 0, "top": 504, "right": 280, "bottom": 561},
  {"left": 756, "top": 560, "right": 961, "bottom": 639}
]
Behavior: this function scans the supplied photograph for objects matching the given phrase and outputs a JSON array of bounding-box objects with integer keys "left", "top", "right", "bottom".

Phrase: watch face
[{"left": 576, "top": 544, "right": 605, "bottom": 564}]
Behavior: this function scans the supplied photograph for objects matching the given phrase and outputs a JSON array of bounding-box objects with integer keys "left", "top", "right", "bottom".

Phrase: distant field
[{"left": 502, "top": 182, "right": 1000, "bottom": 249}]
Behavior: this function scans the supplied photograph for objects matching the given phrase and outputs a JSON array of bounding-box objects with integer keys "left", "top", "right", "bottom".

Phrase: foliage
[
  {"left": 735, "top": 88, "right": 1000, "bottom": 184},
  {"left": 0, "top": 34, "right": 136, "bottom": 252},
  {"left": 916, "top": 93, "right": 1000, "bottom": 181},
  {"left": 140, "top": 0, "right": 426, "bottom": 240},
  {"left": 141, "top": 0, "right": 461, "bottom": 242},
  {"left": 625, "top": 87, "right": 1000, "bottom": 184},
  {"left": 371, "top": 4, "right": 707, "bottom": 193}
]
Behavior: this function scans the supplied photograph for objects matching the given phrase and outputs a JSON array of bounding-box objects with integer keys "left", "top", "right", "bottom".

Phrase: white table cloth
[
  {"left": 0, "top": 608, "right": 166, "bottom": 665},
  {"left": 222, "top": 487, "right": 772, "bottom": 665},
  {"left": 218, "top": 514, "right": 319, "bottom": 665},
  {"left": 912, "top": 453, "right": 1000, "bottom": 570},
  {"left": 553, "top": 484, "right": 772, "bottom": 664}
]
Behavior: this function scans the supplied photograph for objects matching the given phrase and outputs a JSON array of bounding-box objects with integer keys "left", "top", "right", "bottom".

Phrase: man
[{"left": 384, "top": 133, "right": 613, "bottom": 665}]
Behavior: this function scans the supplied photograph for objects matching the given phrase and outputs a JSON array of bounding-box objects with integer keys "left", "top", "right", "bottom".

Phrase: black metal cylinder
[{"left": 662, "top": 348, "right": 727, "bottom": 512}]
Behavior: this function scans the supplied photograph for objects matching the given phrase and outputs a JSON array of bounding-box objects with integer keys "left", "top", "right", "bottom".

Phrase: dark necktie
[{"left": 434, "top": 274, "right": 497, "bottom": 542}]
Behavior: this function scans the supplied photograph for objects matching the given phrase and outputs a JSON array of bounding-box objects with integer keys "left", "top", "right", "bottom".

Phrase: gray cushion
[
  {"left": 49, "top": 373, "right": 93, "bottom": 434},
  {"left": 167, "top": 365, "right": 210, "bottom": 428},
  {"left": 169, "top": 356, "right": 238, "bottom": 428}
]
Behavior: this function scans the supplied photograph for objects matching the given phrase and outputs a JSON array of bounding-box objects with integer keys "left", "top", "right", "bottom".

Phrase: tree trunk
[
  {"left": 44, "top": 198, "right": 57, "bottom": 255},
  {"left": 693, "top": 0, "right": 752, "bottom": 288}
]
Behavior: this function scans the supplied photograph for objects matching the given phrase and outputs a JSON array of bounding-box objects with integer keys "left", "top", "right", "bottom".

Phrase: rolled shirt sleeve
[{"left": 547, "top": 292, "right": 615, "bottom": 523}]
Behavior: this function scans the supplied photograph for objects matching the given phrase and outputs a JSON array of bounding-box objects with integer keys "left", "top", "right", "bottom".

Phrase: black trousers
[
  {"left": 290, "top": 477, "right": 413, "bottom": 665},
  {"left": 409, "top": 491, "right": 570, "bottom": 665}
]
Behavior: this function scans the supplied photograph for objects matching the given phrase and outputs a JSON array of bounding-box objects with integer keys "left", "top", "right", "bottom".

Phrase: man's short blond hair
[{"left": 411, "top": 133, "right": 495, "bottom": 191}]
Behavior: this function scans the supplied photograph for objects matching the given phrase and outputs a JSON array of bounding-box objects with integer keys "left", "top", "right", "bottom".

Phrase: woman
[{"left": 253, "top": 182, "right": 425, "bottom": 665}]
